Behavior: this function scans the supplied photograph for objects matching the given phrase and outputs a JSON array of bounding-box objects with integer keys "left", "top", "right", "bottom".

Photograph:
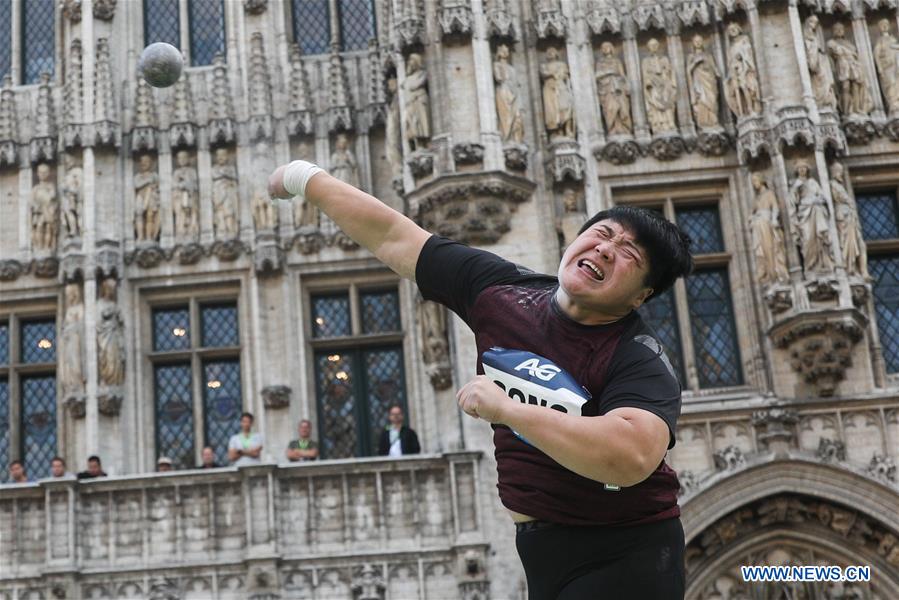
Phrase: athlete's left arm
[{"left": 456, "top": 376, "right": 670, "bottom": 487}]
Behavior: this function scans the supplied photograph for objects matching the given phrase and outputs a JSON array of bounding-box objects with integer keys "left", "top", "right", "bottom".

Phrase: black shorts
[{"left": 515, "top": 517, "right": 685, "bottom": 600}]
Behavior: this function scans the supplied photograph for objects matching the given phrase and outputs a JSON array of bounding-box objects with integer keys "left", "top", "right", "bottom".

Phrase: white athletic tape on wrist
[{"left": 282, "top": 160, "right": 325, "bottom": 197}]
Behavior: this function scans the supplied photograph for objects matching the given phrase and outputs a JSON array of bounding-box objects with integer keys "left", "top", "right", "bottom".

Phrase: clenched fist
[{"left": 456, "top": 375, "right": 510, "bottom": 424}]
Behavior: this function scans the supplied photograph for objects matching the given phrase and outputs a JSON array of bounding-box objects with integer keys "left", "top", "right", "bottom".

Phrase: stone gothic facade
[{"left": 2, "top": 0, "right": 899, "bottom": 598}]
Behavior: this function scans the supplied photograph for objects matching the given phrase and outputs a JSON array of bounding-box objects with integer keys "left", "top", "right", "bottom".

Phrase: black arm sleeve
[
  {"left": 415, "top": 235, "right": 523, "bottom": 323},
  {"left": 597, "top": 334, "right": 682, "bottom": 449}
]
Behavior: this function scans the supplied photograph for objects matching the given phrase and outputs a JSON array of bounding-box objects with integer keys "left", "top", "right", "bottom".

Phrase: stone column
[
  {"left": 666, "top": 22, "right": 695, "bottom": 137},
  {"left": 471, "top": 0, "right": 504, "bottom": 170},
  {"left": 851, "top": 4, "right": 886, "bottom": 120},
  {"left": 622, "top": 21, "right": 650, "bottom": 141},
  {"left": 745, "top": 2, "right": 773, "bottom": 112},
  {"left": 786, "top": 2, "right": 817, "bottom": 113}
]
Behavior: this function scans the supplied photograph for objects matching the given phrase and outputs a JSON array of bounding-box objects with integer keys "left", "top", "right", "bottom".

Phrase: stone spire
[
  {"left": 287, "top": 44, "right": 313, "bottom": 136},
  {"left": 132, "top": 76, "right": 158, "bottom": 152},
  {"left": 94, "top": 38, "right": 118, "bottom": 146},
  {"left": 169, "top": 68, "right": 196, "bottom": 148},
  {"left": 63, "top": 38, "right": 84, "bottom": 148},
  {"left": 0, "top": 76, "right": 17, "bottom": 166},
  {"left": 248, "top": 32, "right": 272, "bottom": 141},
  {"left": 327, "top": 51, "right": 353, "bottom": 132},
  {"left": 367, "top": 41, "right": 387, "bottom": 127},
  {"left": 209, "top": 54, "right": 235, "bottom": 144},
  {"left": 31, "top": 73, "right": 57, "bottom": 163}
]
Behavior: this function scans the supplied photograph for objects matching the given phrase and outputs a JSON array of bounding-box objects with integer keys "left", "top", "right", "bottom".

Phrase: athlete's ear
[{"left": 632, "top": 287, "right": 654, "bottom": 310}]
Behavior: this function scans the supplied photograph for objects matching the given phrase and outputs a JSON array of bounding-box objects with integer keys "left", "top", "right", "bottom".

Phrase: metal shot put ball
[{"left": 138, "top": 42, "right": 184, "bottom": 88}]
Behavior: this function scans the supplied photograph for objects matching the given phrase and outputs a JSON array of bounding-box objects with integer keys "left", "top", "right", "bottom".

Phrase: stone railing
[{"left": 0, "top": 452, "right": 490, "bottom": 600}]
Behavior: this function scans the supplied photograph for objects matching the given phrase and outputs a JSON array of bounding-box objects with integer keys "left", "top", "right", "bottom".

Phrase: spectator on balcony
[
  {"left": 156, "top": 456, "right": 174, "bottom": 472},
  {"left": 199, "top": 446, "right": 219, "bottom": 469},
  {"left": 228, "top": 412, "right": 264, "bottom": 466},
  {"left": 286, "top": 419, "right": 319, "bottom": 462},
  {"left": 8, "top": 460, "right": 29, "bottom": 483},
  {"left": 77, "top": 455, "right": 108, "bottom": 480},
  {"left": 50, "top": 456, "right": 72, "bottom": 478},
  {"left": 378, "top": 405, "right": 421, "bottom": 457}
]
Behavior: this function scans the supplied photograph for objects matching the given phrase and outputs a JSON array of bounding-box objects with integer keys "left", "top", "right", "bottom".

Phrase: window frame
[
  {"left": 142, "top": 285, "right": 243, "bottom": 470},
  {"left": 142, "top": 0, "right": 226, "bottom": 67},
  {"left": 0, "top": 300, "right": 59, "bottom": 482},
  {"left": 0, "top": 0, "right": 59, "bottom": 86}
]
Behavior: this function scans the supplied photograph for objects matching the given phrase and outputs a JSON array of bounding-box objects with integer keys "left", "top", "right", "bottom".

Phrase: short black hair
[
  {"left": 9, "top": 460, "right": 23, "bottom": 469},
  {"left": 51, "top": 456, "right": 66, "bottom": 466},
  {"left": 578, "top": 206, "right": 693, "bottom": 302},
  {"left": 240, "top": 412, "right": 254, "bottom": 422},
  {"left": 88, "top": 455, "right": 101, "bottom": 464}
]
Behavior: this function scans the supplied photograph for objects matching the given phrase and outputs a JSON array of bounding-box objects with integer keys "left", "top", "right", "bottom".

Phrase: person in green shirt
[{"left": 286, "top": 419, "right": 319, "bottom": 462}]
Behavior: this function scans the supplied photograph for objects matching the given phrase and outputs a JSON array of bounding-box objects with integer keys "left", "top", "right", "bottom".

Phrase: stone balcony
[{"left": 0, "top": 452, "right": 490, "bottom": 600}]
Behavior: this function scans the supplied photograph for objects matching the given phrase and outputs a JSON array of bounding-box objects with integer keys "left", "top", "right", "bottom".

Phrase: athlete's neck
[{"left": 552, "top": 288, "right": 628, "bottom": 326}]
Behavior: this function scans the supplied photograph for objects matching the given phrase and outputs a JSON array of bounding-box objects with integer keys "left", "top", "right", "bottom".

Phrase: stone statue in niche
[
  {"left": 874, "top": 18, "right": 899, "bottom": 114},
  {"left": 384, "top": 76, "right": 404, "bottom": 180},
  {"left": 59, "top": 283, "right": 85, "bottom": 401},
  {"left": 172, "top": 150, "right": 199, "bottom": 240},
  {"left": 556, "top": 188, "right": 585, "bottom": 251},
  {"left": 329, "top": 133, "right": 359, "bottom": 187},
  {"left": 724, "top": 22, "right": 762, "bottom": 118},
  {"left": 251, "top": 143, "right": 277, "bottom": 232},
  {"left": 641, "top": 38, "right": 677, "bottom": 135},
  {"left": 30, "top": 163, "right": 59, "bottom": 252},
  {"left": 493, "top": 44, "right": 525, "bottom": 143},
  {"left": 133, "top": 154, "right": 161, "bottom": 243},
  {"left": 750, "top": 173, "right": 789, "bottom": 287},
  {"left": 687, "top": 34, "right": 721, "bottom": 129},
  {"left": 595, "top": 42, "right": 632, "bottom": 136},
  {"left": 211, "top": 147, "right": 239, "bottom": 239},
  {"left": 294, "top": 143, "right": 320, "bottom": 230},
  {"left": 540, "top": 47, "right": 576, "bottom": 139},
  {"left": 829, "top": 162, "right": 868, "bottom": 278},
  {"left": 827, "top": 22, "right": 872, "bottom": 117},
  {"left": 61, "top": 160, "right": 83, "bottom": 239},
  {"left": 803, "top": 16, "right": 838, "bottom": 111},
  {"left": 402, "top": 53, "right": 431, "bottom": 151},
  {"left": 790, "top": 160, "right": 834, "bottom": 276},
  {"left": 97, "top": 277, "right": 125, "bottom": 387},
  {"left": 419, "top": 298, "right": 452, "bottom": 390}
]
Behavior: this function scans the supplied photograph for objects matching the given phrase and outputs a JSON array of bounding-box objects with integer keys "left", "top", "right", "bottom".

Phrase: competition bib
[{"left": 481, "top": 347, "right": 591, "bottom": 445}]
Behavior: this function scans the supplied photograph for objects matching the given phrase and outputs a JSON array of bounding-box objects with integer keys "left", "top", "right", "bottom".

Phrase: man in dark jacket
[{"left": 378, "top": 405, "right": 420, "bottom": 456}]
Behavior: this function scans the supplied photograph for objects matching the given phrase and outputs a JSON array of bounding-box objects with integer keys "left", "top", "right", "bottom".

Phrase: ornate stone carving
[
  {"left": 366, "top": 43, "right": 388, "bottom": 128},
  {"left": 830, "top": 163, "right": 868, "bottom": 278},
  {"left": 724, "top": 23, "right": 761, "bottom": 119},
  {"left": 61, "top": 0, "right": 82, "bottom": 22},
  {"left": 33, "top": 256, "right": 59, "bottom": 278},
  {"left": 735, "top": 115, "right": 770, "bottom": 160},
  {"left": 211, "top": 239, "right": 246, "bottom": 261},
  {"left": 209, "top": 55, "right": 235, "bottom": 146},
  {"left": 97, "top": 278, "right": 125, "bottom": 393},
  {"left": 95, "top": 241, "right": 120, "bottom": 279},
  {"left": 678, "top": 470, "right": 699, "bottom": 495},
  {"left": 675, "top": 0, "right": 710, "bottom": 26},
  {"left": 540, "top": 47, "right": 575, "bottom": 140},
  {"left": 842, "top": 117, "right": 876, "bottom": 145},
  {"left": 751, "top": 407, "right": 798, "bottom": 452},
  {"left": 169, "top": 68, "right": 196, "bottom": 148},
  {"left": 547, "top": 139, "right": 584, "bottom": 182},
  {"left": 596, "top": 139, "right": 641, "bottom": 164},
  {"left": 419, "top": 299, "right": 453, "bottom": 390},
  {"left": 696, "top": 130, "right": 730, "bottom": 156},
  {"left": 132, "top": 77, "right": 158, "bottom": 153},
  {"left": 395, "top": 0, "right": 425, "bottom": 51},
  {"left": 407, "top": 150, "right": 434, "bottom": 178},
  {"left": 493, "top": 44, "right": 525, "bottom": 143},
  {"left": 251, "top": 143, "right": 277, "bottom": 233},
  {"left": 327, "top": 52, "right": 354, "bottom": 133},
  {"left": 133, "top": 245, "right": 164, "bottom": 268},
  {"left": 403, "top": 53, "right": 431, "bottom": 150},
  {"left": 93, "top": 38, "right": 118, "bottom": 147},
  {"left": 556, "top": 188, "right": 584, "bottom": 251},
  {"left": 410, "top": 171, "right": 534, "bottom": 245},
  {"left": 30, "top": 163, "right": 59, "bottom": 253},
  {"left": 596, "top": 42, "right": 632, "bottom": 136},
  {"left": 867, "top": 453, "right": 896, "bottom": 483},
  {"left": 631, "top": 0, "right": 666, "bottom": 31},
  {"left": 0, "top": 260, "right": 24, "bottom": 281},
  {"left": 485, "top": 0, "right": 516, "bottom": 39},
  {"left": 687, "top": 35, "right": 721, "bottom": 130},
  {"left": 63, "top": 39, "right": 84, "bottom": 149},
  {"left": 772, "top": 106, "right": 816, "bottom": 149},
  {"left": 173, "top": 150, "right": 199, "bottom": 241},
  {"left": 31, "top": 73, "right": 57, "bottom": 164},
  {"left": 765, "top": 286, "right": 793, "bottom": 313},
  {"left": 62, "top": 158, "right": 83, "bottom": 240},
  {"left": 642, "top": 39, "right": 678, "bottom": 135},
  {"left": 770, "top": 309, "right": 867, "bottom": 397},
  {"left": 244, "top": 0, "right": 267, "bottom": 14},
  {"left": 60, "top": 283, "right": 86, "bottom": 406},
  {"left": 828, "top": 22, "right": 873, "bottom": 118},
  {"left": 804, "top": 16, "right": 838, "bottom": 112},
  {"left": 384, "top": 75, "right": 404, "bottom": 182},
  {"left": 790, "top": 160, "right": 834, "bottom": 277},
  {"left": 248, "top": 33, "right": 273, "bottom": 142},
  {"left": 534, "top": 0, "right": 567, "bottom": 40},
  {"left": 287, "top": 45, "right": 314, "bottom": 136},
  {"left": 438, "top": 0, "right": 472, "bottom": 37},
  {"left": 93, "top": 0, "right": 116, "bottom": 20},
  {"left": 713, "top": 445, "right": 746, "bottom": 470},
  {"left": 750, "top": 173, "right": 789, "bottom": 287},
  {"left": 0, "top": 76, "right": 17, "bottom": 166},
  {"left": 330, "top": 133, "right": 359, "bottom": 187},
  {"left": 452, "top": 143, "right": 485, "bottom": 165},
  {"left": 816, "top": 437, "right": 847, "bottom": 462},
  {"left": 503, "top": 143, "right": 528, "bottom": 170},
  {"left": 874, "top": 18, "right": 899, "bottom": 115},
  {"left": 211, "top": 147, "right": 240, "bottom": 239},
  {"left": 648, "top": 135, "right": 686, "bottom": 160},
  {"left": 64, "top": 396, "right": 86, "bottom": 418},
  {"left": 134, "top": 154, "right": 161, "bottom": 243},
  {"left": 261, "top": 385, "right": 291, "bottom": 409},
  {"left": 177, "top": 242, "right": 204, "bottom": 265},
  {"left": 98, "top": 394, "right": 122, "bottom": 417},
  {"left": 585, "top": 4, "right": 621, "bottom": 35}
]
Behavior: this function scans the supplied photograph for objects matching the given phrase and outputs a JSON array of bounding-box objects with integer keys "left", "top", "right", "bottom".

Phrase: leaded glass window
[
  {"left": 203, "top": 360, "right": 241, "bottom": 466},
  {"left": 0, "top": 0, "right": 11, "bottom": 82},
  {"left": 155, "top": 365, "right": 195, "bottom": 469},
  {"left": 150, "top": 298, "right": 241, "bottom": 468},
  {"left": 144, "top": 0, "right": 181, "bottom": 48},
  {"left": 310, "top": 284, "right": 408, "bottom": 458},
  {"left": 857, "top": 191, "right": 899, "bottom": 241},
  {"left": 22, "top": 0, "right": 55, "bottom": 84},
  {"left": 0, "top": 322, "right": 8, "bottom": 363},
  {"left": 638, "top": 287, "right": 684, "bottom": 385},
  {"left": 339, "top": 0, "right": 375, "bottom": 51},
  {"left": 188, "top": 0, "right": 225, "bottom": 66},
  {"left": 676, "top": 206, "right": 724, "bottom": 254},
  {"left": 685, "top": 269, "right": 743, "bottom": 388},
  {"left": 21, "top": 319, "right": 55, "bottom": 364},
  {"left": 21, "top": 376, "right": 56, "bottom": 479},
  {"left": 292, "top": 0, "right": 330, "bottom": 55},
  {"left": 870, "top": 257, "right": 899, "bottom": 373},
  {"left": 0, "top": 380, "right": 8, "bottom": 481}
]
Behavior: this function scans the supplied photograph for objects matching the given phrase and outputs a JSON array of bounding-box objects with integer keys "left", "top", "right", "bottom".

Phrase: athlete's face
[{"left": 556, "top": 219, "right": 653, "bottom": 324}]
